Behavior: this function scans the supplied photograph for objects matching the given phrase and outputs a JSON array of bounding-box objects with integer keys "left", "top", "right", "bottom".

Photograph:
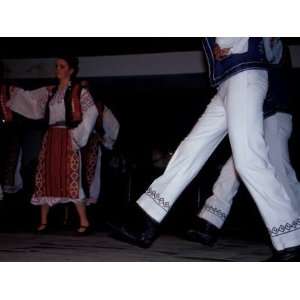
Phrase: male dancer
[
  {"left": 111, "top": 38, "right": 300, "bottom": 261},
  {"left": 186, "top": 39, "right": 300, "bottom": 254}
]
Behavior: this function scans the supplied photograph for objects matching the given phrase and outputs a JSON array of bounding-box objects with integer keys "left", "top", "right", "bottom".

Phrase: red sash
[{"left": 0, "top": 84, "right": 13, "bottom": 123}]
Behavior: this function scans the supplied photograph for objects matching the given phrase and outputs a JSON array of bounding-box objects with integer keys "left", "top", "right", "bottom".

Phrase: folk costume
[
  {"left": 7, "top": 82, "right": 98, "bottom": 206},
  {"left": 198, "top": 39, "right": 300, "bottom": 230},
  {"left": 113, "top": 38, "right": 300, "bottom": 255}
]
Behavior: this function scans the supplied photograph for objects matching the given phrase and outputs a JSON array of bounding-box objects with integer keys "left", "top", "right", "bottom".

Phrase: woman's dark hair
[{"left": 58, "top": 56, "right": 79, "bottom": 79}]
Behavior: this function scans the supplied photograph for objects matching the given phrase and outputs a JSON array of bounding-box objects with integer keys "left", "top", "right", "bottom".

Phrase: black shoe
[
  {"left": 109, "top": 205, "right": 159, "bottom": 248},
  {"left": 265, "top": 245, "right": 300, "bottom": 261},
  {"left": 185, "top": 218, "right": 220, "bottom": 247}
]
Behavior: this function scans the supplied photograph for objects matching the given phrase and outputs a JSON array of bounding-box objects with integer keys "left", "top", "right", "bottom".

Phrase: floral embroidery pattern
[
  {"left": 49, "top": 88, "right": 66, "bottom": 106},
  {"left": 203, "top": 204, "right": 227, "bottom": 221},
  {"left": 145, "top": 187, "right": 170, "bottom": 211},
  {"left": 33, "top": 128, "right": 80, "bottom": 205},
  {"left": 270, "top": 218, "right": 300, "bottom": 237}
]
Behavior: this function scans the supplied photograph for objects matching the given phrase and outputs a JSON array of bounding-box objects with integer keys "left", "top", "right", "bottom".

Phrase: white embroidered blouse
[{"left": 7, "top": 86, "right": 99, "bottom": 149}]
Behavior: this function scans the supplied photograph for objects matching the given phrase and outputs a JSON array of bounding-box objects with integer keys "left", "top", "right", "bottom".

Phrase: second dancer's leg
[
  {"left": 226, "top": 71, "right": 300, "bottom": 255},
  {"left": 186, "top": 157, "right": 240, "bottom": 246}
]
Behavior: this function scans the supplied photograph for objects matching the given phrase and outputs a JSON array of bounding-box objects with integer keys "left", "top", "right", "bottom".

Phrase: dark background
[
  {"left": 0, "top": 37, "right": 300, "bottom": 58},
  {"left": 0, "top": 38, "right": 299, "bottom": 245}
]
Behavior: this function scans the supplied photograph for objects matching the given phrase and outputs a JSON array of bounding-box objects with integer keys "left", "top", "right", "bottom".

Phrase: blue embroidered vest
[{"left": 202, "top": 37, "right": 268, "bottom": 87}]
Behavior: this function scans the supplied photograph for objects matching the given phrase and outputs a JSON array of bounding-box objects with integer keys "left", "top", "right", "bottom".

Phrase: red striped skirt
[{"left": 32, "top": 127, "right": 81, "bottom": 206}]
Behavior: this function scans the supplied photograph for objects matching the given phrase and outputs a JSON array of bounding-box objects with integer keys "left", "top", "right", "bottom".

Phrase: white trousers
[
  {"left": 199, "top": 112, "right": 300, "bottom": 228},
  {"left": 137, "top": 70, "right": 300, "bottom": 251}
]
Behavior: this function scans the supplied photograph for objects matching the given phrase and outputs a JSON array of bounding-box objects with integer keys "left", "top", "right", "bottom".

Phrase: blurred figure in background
[
  {"left": 80, "top": 80, "right": 120, "bottom": 206},
  {"left": 0, "top": 62, "right": 23, "bottom": 198}
]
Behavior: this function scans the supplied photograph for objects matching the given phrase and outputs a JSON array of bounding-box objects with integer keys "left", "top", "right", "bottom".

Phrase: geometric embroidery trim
[
  {"left": 204, "top": 204, "right": 227, "bottom": 221},
  {"left": 145, "top": 187, "right": 170, "bottom": 212},
  {"left": 270, "top": 218, "right": 300, "bottom": 237}
]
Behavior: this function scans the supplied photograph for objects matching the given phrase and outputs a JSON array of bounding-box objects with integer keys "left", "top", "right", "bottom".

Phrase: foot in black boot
[
  {"left": 265, "top": 245, "right": 300, "bottom": 262},
  {"left": 108, "top": 204, "right": 159, "bottom": 248},
  {"left": 185, "top": 218, "right": 220, "bottom": 247}
]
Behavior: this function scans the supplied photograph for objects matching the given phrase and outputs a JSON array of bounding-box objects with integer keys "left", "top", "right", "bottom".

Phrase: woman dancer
[{"left": 8, "top": 57, "right": 98, "bottom": 234}]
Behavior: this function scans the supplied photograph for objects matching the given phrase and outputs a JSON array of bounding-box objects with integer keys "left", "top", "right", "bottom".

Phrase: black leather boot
[
  {"left": 185, "top": 218, "right": 220, "bottom": 247},
  {"left": 109, "top": 204, "right": 160, "bottom": 248},
  {"left": 265, "top": 245, "right": 300, "bottom": 261}
]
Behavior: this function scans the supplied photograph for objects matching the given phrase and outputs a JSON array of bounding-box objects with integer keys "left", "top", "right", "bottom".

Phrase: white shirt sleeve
[
  {"left": 102, "top": 106, "right": 120, "bottom": 150},
  {"left": 7, "top": 87, "right": 49, "bottom": 120},
  {"left": 71, "top": 89, "right": 99, "bottom": 150}
]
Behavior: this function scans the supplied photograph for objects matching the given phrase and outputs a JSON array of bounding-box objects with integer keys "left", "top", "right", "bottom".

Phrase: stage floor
[{"left": 0, "top": 232, "right": 271, "bottom": 262}]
